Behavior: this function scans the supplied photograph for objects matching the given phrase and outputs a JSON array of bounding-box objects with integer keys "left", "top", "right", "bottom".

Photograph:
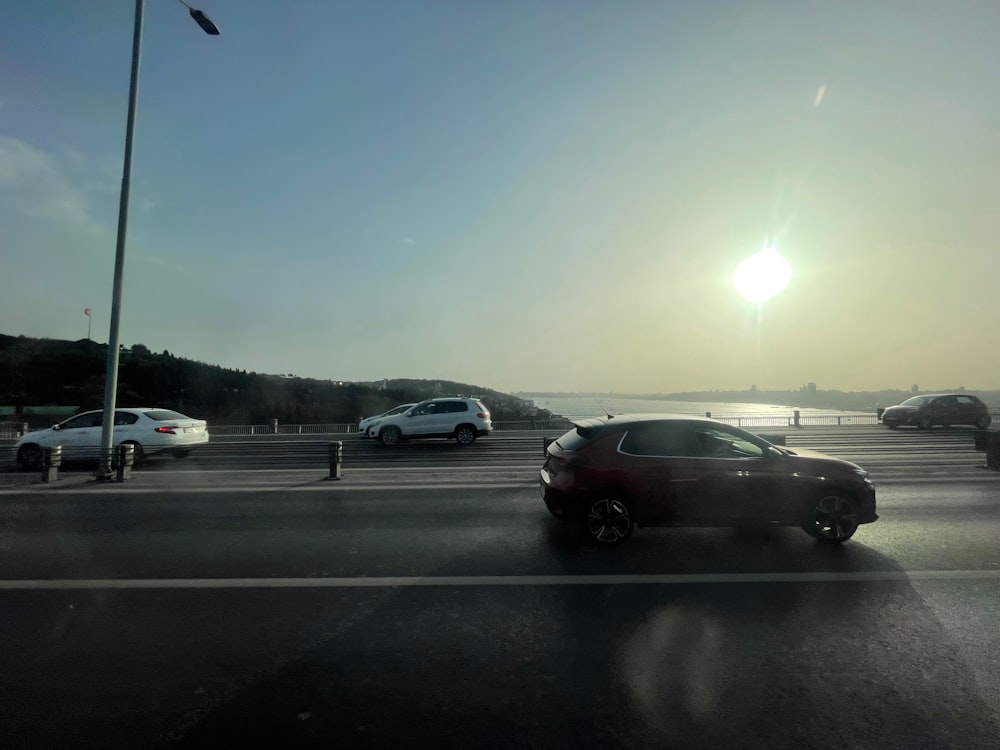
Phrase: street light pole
[
  {"left": 96, "top": 0, "right": 144, "bottom": 479},
  {"left": 96, "top": 0, "right": 219, "bottom": 479}
]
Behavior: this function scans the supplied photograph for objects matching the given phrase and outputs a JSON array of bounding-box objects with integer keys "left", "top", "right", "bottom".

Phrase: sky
[{"left": 3, "top": 1, "right": 1000, "bottom": 394}]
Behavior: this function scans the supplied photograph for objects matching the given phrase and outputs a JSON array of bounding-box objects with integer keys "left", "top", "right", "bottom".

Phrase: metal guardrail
[
  {"left": 214, "top": 424, "right": 360, "bottom": 436},
  {"left": 0, "top": 422, "right": 24, "bottom": 439},
  {"left": 187, "top": 415, "right": 879, "bottom": 436},
  {"left": 493, "top": 420, "right": 575, "bottom": 431},
  {"left": 205, "top": 420, "right": 577, "bottom": 436},
  {"left": 715, "top": 414, "right": 881, "bottom": 428},
  {"left": 5, "top": 409, "right": 997, "bottom": 440}
]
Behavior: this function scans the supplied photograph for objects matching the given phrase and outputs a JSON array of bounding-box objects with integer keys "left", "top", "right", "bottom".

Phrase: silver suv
[{"left": 369, "top": 397, "right": 492, "bottom": 446}]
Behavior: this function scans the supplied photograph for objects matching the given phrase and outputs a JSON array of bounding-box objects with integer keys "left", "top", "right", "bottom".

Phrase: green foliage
[{"left": 0, "top": 334, "right": 549, "bottom": 424}]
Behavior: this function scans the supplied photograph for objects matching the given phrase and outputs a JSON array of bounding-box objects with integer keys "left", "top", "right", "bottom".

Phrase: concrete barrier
[
  {"left": 114, "top": 443, "right": 135, "bottom": 481},
  {"left": 328, "top": 441, "right": 343, "bottom": 479},
  {"left": 41, "top": 445, "right": 62, "bottom": 483},
  {"left": 974, "top": 430, "right": 1000, "bottom": 471}
]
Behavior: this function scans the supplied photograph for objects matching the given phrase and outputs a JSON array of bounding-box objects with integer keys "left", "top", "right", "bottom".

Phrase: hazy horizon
[
  {"left": 3, "top": 330, "right": 998, "bottom": 399},
  {"left": 3, "top": 2, "right": 999, "bottom": 393}
]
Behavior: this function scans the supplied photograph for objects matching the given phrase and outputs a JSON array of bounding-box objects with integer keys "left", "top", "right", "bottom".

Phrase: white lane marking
[
  {"left": 141, "top": 465, "right": 539, "bottom": 473},
  {"left": 1, "top": 570, "right": 999, "bottom": 590},
  {"left": 0, "top": 483, "right": 533, "bottom": 495},
  {"left": 3, "top": 474, "right": 997, "bottom": 496}
]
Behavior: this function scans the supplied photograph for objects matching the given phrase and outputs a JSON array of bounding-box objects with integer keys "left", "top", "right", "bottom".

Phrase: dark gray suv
[{"left": 881, "top": 394, "right": 991, "bottom": 430}]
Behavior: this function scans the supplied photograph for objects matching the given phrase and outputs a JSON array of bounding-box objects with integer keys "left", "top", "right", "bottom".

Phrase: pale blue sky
[{"left": 3, "top": 1, "right": 1000, "bottom": 392}]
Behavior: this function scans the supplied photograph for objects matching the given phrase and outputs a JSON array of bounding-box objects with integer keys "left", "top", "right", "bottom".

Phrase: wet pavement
[{"left": 1, "top": 478, "right": 999, "bottom": 749}]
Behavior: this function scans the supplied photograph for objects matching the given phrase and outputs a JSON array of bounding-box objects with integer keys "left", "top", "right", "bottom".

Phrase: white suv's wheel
[
  {"left": 380, "top": 426, "right": 401, "bottom": 446},
  {"left": 455, "top": 425, "right": 477, "bottom": 446}
]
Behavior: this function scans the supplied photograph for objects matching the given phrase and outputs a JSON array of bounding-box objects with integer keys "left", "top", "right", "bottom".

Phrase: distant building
[{"left": 808, "top": 382, "right": 816, "bottom": 394}]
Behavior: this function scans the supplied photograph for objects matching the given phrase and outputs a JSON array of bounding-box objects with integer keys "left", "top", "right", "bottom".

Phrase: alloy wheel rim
[
  {"left": 813, "top": 496, "right": 858, "bottom": 541},
  {"left": 587, "top": 498, "right": 631, "bottom": 543}
]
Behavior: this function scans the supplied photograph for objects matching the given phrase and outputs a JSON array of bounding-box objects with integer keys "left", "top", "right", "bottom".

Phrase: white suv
[
  {"left": 357, "top": 403, "right": 415, "bottom": 438},
  {"left": 369, "top": 397, "right": 492, "bottom": 446}
]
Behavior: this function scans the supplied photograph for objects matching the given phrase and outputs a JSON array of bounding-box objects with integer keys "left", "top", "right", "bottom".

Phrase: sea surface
[{"left": 523, "top": 395, "right": 871, "bottom": 421}]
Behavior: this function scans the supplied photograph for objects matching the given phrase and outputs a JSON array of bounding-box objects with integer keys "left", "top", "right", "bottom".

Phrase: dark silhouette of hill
[{"left": 0, "top": 334, "right": 550, "bottom": 425}]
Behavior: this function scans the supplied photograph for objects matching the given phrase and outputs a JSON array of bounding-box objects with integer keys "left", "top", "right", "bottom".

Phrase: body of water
[{"left": 524, "top": 395, "right": 872, "bottom": 421}]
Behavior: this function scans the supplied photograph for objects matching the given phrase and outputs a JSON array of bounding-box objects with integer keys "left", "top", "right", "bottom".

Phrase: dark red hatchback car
[{"left": 540, "top": 415, "right": 878, "bottom": 545}]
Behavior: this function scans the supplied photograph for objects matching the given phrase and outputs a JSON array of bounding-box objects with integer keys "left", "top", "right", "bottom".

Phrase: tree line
[{"left": 0, "top": 335, "right": 552, "bottom": 425}]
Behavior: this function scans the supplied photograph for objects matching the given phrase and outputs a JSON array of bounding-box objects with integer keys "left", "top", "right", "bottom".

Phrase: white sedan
[{"left": 13, "top": 407, "right": 209, "bottom": 470}]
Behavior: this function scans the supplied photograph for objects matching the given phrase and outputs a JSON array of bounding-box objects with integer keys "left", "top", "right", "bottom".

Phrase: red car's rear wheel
[{"left": 586, "top": 497, "right": 634, "bottom": 545}]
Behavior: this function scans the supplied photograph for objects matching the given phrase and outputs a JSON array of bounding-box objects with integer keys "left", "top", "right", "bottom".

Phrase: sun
[{"left": 733, "top": 246, "right": 791, "bottom": 304}]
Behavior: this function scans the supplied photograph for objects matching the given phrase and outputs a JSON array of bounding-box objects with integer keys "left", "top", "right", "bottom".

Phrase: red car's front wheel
[{"left": 803, "top": 493, "right": 859, "bottom": 543}]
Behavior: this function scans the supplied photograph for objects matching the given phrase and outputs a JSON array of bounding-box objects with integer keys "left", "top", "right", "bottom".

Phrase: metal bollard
[
  {"left": 41, "top": 445, "right": 62, "bottom": 483},
  {"left": 973, "top": 431, "right": 1000, "bottom": 471},
  {"left": 987, "top": 433, "right": 1000, "bottom": 472},
  {"left": 115, "top": 443, "right": 135, "bottom": 482},
  {"left": 793, "top": 409, "right": 801, "bottom": 427},
  {"left": 974, "top": 430, "right": 989, "bottom": 452},
  {"left": 328, "top": 440, "right": 343, "bottom": 480},
  {"left": 543, "top": 437, "right": 556, "bottom": 457},
  {"left": 705, "top": 411, "right": 711, "bottom": 418},
  {"left": 271, "top": 418, "right": 279, "bottom": 434}
]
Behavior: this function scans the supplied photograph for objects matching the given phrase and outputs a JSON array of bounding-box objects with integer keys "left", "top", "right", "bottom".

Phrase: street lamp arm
[{"left": 176, "top": 0, "right": 220, "bottom": 35}]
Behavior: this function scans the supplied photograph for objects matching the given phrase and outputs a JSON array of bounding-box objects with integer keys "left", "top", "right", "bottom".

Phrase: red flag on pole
[{"left": 84, "top": 308, "right": 92, "bottom": 316}]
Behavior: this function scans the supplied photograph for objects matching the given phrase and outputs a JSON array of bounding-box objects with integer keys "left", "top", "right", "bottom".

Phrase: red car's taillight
[
  {"left": 155, "top": 426, "right": 177, "bottom": 434},
  {"left": 552, "top": 452, "right": 588, "bottom": 469}
]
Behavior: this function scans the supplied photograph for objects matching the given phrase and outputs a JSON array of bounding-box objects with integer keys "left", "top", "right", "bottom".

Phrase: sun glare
[{"left": 733, "top": 246, "right": 791, "bottom": 304}]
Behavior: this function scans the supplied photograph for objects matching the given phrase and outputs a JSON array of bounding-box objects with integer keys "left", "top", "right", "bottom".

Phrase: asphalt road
[
  {"left": 2, "top": 424, "right": 994, "bottom": 476},
  {"left": 2, "top": 463, "right": 1000, "bottom": 749}
]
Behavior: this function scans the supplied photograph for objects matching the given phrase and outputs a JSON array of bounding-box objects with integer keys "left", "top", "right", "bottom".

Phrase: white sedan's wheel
[{"left": 16, "top": 444, "right": 42, "bottom": 471}]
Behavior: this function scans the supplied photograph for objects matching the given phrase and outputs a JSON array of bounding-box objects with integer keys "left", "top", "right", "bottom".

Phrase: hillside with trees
[{"left": 0, "top": 335, "right": 550, "bottom": 425}]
